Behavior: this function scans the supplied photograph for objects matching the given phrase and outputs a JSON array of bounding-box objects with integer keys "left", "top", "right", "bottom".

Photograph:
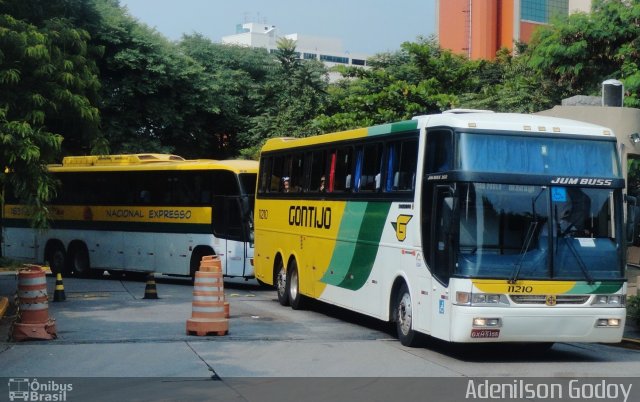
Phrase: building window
[
  {"left": 303, "top": 53, "right": 317, "bottom": 60},
  {"left": 351, "top": 59, "right": 366, "bottom": 66},
  {"left": 521, "top": 0, "right": 568, "bottom": 23},
  {"left": 319, "top": 54, "right": 349, "bottom": 64}
]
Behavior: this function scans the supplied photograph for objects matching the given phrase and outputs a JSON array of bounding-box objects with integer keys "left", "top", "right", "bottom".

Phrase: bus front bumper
[{"left": 449, "top": 305, "right": 626, "bottom": 343}]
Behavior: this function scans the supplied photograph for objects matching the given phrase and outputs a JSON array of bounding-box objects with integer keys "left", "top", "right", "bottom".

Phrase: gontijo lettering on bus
[{"left": 288, "top": 205, "right": 331, "bottom": 229}]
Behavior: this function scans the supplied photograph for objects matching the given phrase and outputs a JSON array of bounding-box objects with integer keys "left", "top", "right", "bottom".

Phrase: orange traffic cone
[{"left": 186, "top": 256, "right": 228, "bottom": 336}]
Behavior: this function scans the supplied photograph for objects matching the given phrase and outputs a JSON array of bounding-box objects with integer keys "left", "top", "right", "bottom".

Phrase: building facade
[
  {"left": 222, "top": 23, "right": 369, "bottom": 69},
  {"left": 437, "top": 0, "right": 592, "bottom": 60}
]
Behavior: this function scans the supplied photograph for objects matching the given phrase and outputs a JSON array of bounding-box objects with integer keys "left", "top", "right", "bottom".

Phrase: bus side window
[
  {"left": 289, "top": 153, "right": 304, "bottom": 193},
  {"left": 385, "top": 142, "right": 400, "bottom": 191},
  {"left": 259, "top": 157, "right": 272, "bottom": 194},
  {"left": 334, "top": 147, "right": 353, "bottom": 192},
  {"left": 426, "top": 130, "right": 453, "bottom": 174},
  {"left": 398, "top": 139, "right": 418, "bottom": 191},
  {"left": 309, "top": 149, "right": 328, "bottom": 192},
  {"left": 358, "top": 143, "right": 382, "bottom": 192},
  {"left": 269, "top": 156, "right": 289, "bottom": 193}
]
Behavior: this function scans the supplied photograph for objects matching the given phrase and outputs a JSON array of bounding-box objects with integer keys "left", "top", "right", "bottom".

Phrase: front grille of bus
[{"left": 509, "top": 295, "right": 590, "bottom": 305}]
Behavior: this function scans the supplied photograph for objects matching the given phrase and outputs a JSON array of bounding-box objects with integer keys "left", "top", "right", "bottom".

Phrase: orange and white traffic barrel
[
  {"left": 12, "top": 266, "right": 56, "bottom": 341},
  {"left": 186, "top": 256, "right": 228, "bottom": 336}
]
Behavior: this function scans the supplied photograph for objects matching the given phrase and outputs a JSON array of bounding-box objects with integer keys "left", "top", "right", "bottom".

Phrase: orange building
[{"left": 437, "top": 0, "right": 591, "bottom": 60}]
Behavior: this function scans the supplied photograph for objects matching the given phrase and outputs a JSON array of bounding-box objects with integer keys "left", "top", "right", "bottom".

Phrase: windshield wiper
[
  {"left": 561, "top": 237, "right": 594, "bottom": 284},
  {"left": 509, "top": 221, "right": 538, "bottom": 284},
  {"left": 554, "top": 204, "right": 594, "bottom": 284},
  {"left": 509, "top": 187, "right": 546, "bottom": 283}
]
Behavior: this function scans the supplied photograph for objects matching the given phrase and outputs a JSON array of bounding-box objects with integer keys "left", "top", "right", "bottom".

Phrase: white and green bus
[
  {"left": 254, "top": 110, "right": 629, "bottom": 347},
  {"left": 2, "top": 154, "right": 257, "bottom": 280}
]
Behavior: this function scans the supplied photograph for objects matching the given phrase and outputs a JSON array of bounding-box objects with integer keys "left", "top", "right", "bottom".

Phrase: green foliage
[
  {"left": 527, "top": 0, "right": 640, "bottom": 106},
  {"left": 0, "top": 0, "right": 100, "bottom": 227}
]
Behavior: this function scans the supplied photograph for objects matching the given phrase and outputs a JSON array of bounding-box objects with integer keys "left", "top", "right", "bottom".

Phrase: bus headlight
[
  {"left": 473, "top": 317, "right": 502, "bottom": 327},
  {"left": 592, "top": 295, "right": 625, "bottom": 306},
  {"left": 455, "top": 292, "right": 509, "bottom": 306},
  {"left": 596, "top": 318, "right": 621, "bottom": 328}
]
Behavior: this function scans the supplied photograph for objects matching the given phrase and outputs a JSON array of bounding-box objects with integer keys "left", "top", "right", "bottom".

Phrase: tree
[
  {"left": 0, "top": 0, "right": 101, "bottom": 227},
  {"left": 527, "top": 0, "right": 640, "bottom": 107},
  {"left": 313, "top": 37, "right": 465, "bottom": 132},
  {"left": 238, "top": 38, "right": 329, "bottom": 158}
]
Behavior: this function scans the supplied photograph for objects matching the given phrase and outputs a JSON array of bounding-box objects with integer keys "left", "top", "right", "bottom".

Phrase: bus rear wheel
[
  {"left": 69, "top": 244, "right": 91, "bottom": 278},
  {"left": 395, "top": 283, "right": 420, "bottom": 347},
  {"left": 275, "top": 259, "right": 289, "bottom": 306},
  {"left": 287, "top": 261, "right": 306, "bottom": 310}
]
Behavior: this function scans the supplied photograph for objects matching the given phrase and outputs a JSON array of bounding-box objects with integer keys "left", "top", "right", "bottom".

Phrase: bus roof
[
  {"left": 415, "top": 111, "right": 616, "bottom": 138},
  {"left": 261, "top": 119, "right": 419, "bottom": 152},
  {"left": 49, "top": 154, "right": 258, "bottom": 174}
]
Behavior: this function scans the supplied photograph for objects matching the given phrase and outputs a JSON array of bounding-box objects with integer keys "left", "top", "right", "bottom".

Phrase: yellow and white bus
[
  {"left": 254, "top": 110, "right": 629, "bottom": 347},
  {"left": 1, "top": 154, "right": 257, "bottom": 280}
]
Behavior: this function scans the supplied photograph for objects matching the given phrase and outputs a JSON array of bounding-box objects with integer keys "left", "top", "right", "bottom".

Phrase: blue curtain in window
[
  {"left": 386, "top": 145, "right": 396, "bottom": 191},
  {"left": 459, "top": 135, "right": 617, "bottom": 177}
]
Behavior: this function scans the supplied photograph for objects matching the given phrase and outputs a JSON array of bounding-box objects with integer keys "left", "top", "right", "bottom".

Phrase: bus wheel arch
[
  {"left": 287, "top": 257, "right": 306, "bottom": 310},
  {"left": 68, "top": 240, "right": 91, "bottom": 277},
  {"left": 273, "top": 253, "right": 289, "bottom": 306},
  {"left": 44, "top": 240, "right": 67, "bottom": 275},
  {"left": 190, "top": 246, "right": 215, "bottom": 279}
]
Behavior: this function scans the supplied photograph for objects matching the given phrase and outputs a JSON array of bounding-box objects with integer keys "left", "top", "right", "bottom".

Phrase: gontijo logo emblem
[
  {"left": 391, "top": 215, "right": 413, "bottom": 241},
  {"left": 8, "top": 378, "right": 73, "bottom": 401}
]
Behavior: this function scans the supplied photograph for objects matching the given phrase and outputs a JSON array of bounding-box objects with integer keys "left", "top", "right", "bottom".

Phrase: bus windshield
[
  {"left": 455, "top": 183, "right": 624, "bottom": 280},
  {"left": 458, "top": 133, "right": 621, "bottom": 177}
]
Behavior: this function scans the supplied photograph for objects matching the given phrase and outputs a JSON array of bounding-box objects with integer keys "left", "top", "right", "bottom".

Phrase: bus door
[
  {"left": 429, "top": 185, "right": 456, "bottom": 340},
  {"left": 213, "top": 196, "right": 250, "bottom": 277}
]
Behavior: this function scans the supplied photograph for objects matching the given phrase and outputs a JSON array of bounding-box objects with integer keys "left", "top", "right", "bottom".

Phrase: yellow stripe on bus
[
  {"left": 3, "top": 204, "right": 212, "bottom": 224},
  {"left": 472, "top": 279, "right": 576, "bottom": 295}
]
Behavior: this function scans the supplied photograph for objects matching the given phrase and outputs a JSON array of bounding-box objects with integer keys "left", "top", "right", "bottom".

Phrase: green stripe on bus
[
  {"left": 322, "top": 203, "right": 368, "bottom": 286},
  {"left": 321, "top": 202, "right": 391, "bottom": 290},
  {"left": 338, "top": 202, "right": 391, "bottom": 290},
  {"left": 368, "top": 120, "right": 418, "bottom": 136},
  {"left": 568, "top": 281, "right": 624, "bottom": 294}
]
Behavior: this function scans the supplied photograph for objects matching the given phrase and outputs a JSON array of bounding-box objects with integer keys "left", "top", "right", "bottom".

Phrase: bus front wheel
[
  {"left": 395, "top": 283, "right": 420, "bottom": 347},
  {"left": 46, "top": 244, "right": 67, "bottom": 275},
  {"left": 275, "top": 259, "right": 289, "bottom": 306}
]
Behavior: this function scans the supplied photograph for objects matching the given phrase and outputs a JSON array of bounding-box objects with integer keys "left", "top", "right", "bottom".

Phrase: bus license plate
[{"left": 470, "top": 329, "right": 500, "bottom": 339}]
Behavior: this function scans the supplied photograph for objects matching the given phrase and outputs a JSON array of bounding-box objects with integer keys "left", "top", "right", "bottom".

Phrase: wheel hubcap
[
  {"left": 290, "top": 269, "right": 298, "bottom": 300},
  {"left": 398, "top": 293, "right": 412, "bottom": 336},
  {"left": 277, "top": 267, "right": 286, "bottom": 297}
]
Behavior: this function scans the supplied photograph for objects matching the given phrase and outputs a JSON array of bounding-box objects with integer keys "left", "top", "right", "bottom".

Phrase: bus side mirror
[{"left": 626, "top": 195, "right": 639, "bottom": 246}]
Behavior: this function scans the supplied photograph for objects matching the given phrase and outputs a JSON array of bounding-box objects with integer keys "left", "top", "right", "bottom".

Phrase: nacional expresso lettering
[
  {"left": 288, "top": 206, "right": 331, "bottom": 229},
  {"left": 550, "top": 177, "right": 613, "bottom": 186},
  {"left": 105, "top": 209, "right": 192, "bottom": 219}
]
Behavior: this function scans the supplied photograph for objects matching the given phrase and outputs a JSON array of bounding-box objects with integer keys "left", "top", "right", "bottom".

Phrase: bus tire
[
  {"left": 46, "top": 243, "right": 67, "bottom": 275},
  {"left": 287, "top": 261, "right": 306, "bottom": 310},
  {"left": 69, "top": 243, "right": 91, "bottom": 278},
  {"left": 275, "top": 259, "right": 289, "bottom": 306},
  {"left": 395, "top": 283, "right": 420, "bottom": 347}
]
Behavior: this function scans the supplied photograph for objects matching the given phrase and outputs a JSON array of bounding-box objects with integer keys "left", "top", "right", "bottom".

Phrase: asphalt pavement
[{"left": 0, "top": 269, "right": 639, "bottom": 401}]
